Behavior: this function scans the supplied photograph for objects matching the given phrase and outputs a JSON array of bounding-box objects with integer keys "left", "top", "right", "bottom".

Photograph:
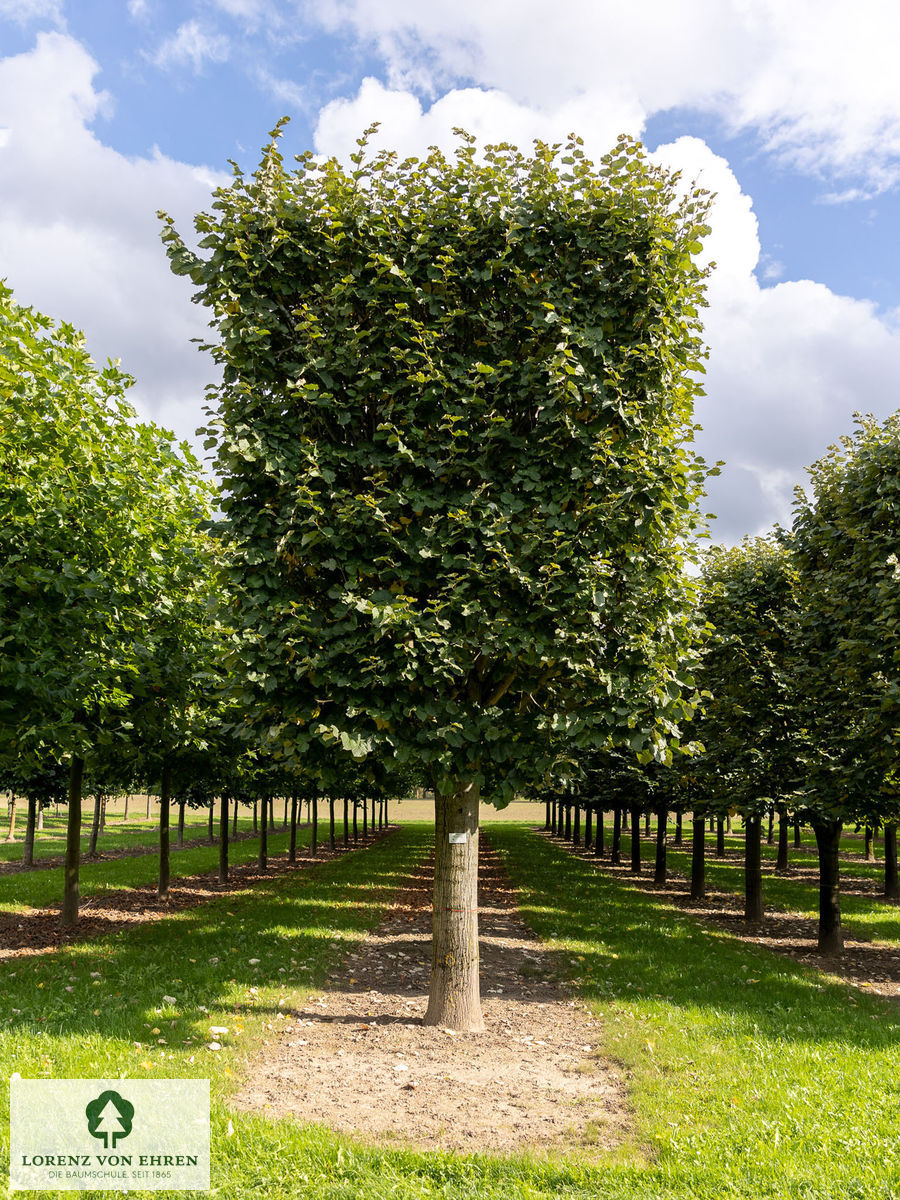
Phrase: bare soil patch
[{"left": 233, "top": 836, "right": 628, "bottom": 1158}]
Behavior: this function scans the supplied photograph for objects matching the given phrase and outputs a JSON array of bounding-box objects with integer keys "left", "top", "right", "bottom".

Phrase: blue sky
[{"left": 2, "top": 0, "right": 900, "bottom": 542}]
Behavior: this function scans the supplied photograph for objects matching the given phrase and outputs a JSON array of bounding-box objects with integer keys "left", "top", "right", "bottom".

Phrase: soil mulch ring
[
  {"left": 233, "top": 834, "right": 629, "bottom": 1159},
  {"left": 555, "top": 832, "right": 900, "bottom": 1004},
  {"left": 0, "top": 831, "right": 389, "bottom": 960}
]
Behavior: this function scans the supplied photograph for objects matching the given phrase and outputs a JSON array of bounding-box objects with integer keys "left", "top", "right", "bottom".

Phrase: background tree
[{"left": 161, "top": 125, "right": 712, "bottom": 1030}]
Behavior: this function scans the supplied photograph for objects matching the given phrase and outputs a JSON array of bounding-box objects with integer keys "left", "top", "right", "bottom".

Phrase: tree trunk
[
  {"left": 123, "top": 793, "right": 130, "bottom": 821},
  {"left": 813, "top": 818, "right": 843, "bottom": 954},
  {"left": 177, "top": 799, "right": 186, "bottom": 849},
  {"left": 158, "top": 762, "right": 172, "bottom": 901},
  {"left": 258, "top": 799, "right": 268, "bottom": 871},
  {"left": 289, "top": 794, "right": 298, "bottom": 863},
  {"left": 744, "top": 813, "right": 763, "bottom": 921},
  {"left": 37, "top": 805, "right": 44, "bottom": 831},
  {"left": 884, "top": 823, "right": 899, "bottom": 902},
  {"left": 232, "top": 799, "right": 239, "bottom": 837},
  {"left": 283, "top": 796, "right": 288, "bottom": 828},
  {"left": 310, "top": 794, "right": 318, "bottom": 857},
  {"left": 88, "top": 793, "right": 101, "bottom": 856},
  {"left": 690, "top": 814, "right": 706, "bottom": 900},
  {"left": 208, "top": 800, "right": 215, "bottom": 844},
  {"left": 564, "top": 803, "right": 571, "bottom": 841},
  {"left": 595, "top": 807, "right": 605, "bottom": 857},
  {"left": 654, "top": 807, "right": 668, "bottom": 884},
  {"left": 23, "top": 793, "right": 37, "bottom": 867},
  {"left": 611, "top": 806, "right": 622, "bottom": 864},
  {"left": 329, "top": 797, "right": 336, "bottom": 851},
  {"left": 146, "top": 792, "right": 151, "bottom": 820},
  {"left": 767, "top": 808, "right": 774, "bottom": 845},
  {"left": 218, "top": 794, "right": 229, "bottom": 885},
  {"left": 61, "top": 756, "right": 85, "bottom": 928},
  {"left": 545, "top": 797, "right": 552, "bottom": 830},
  {"left": 716, "top": 816, "right": 725, "bottom": 857},
  {"left": 674, "top": 810, "right": 683, "bottom": 846},
  {"left": 423, "top": 782, "right": 483, "bottom": 1032},
  {"left": 584, "top": 803, "right": 592, "bottom": 849},
  {"left": 630, "top": 806, "right": 641, "bottom": 873},
  {"left": 253, "top": 800, "right": 258, "bottom": 834},
  {"left": 352, "top": 800, "right": 358, "bottom": 844},
  {"left": 794, "top": 814, "right": 802, "bottom": 847},
  {"left": 865, "top": 826, "right": 875, "bottom": 863},
  {"left": 363, "top": 797, "right": 368, "bottom": 840},
  {"left": 776, "top": 804, "right": 789, "bottom": 873},
  {"left": 621, "top": 807, "right": 628, "bottom": 832},
  {"left": 268, "top": 796, "right": 275, "bottom": 833},
  {"left": 644, "top": 810, "right": 651, "bottom": 836},
  {"left": 343, "top": 797, "right": 349, "bottom": 846},
  {"left": 556, "top": 795, "right": 564, "bottom": 837}
]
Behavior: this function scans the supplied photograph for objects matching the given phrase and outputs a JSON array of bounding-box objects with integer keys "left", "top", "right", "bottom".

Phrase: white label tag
[
  {"left": 10, "top": 1078, "right": 210, "bottom": 1191},
  {"left": 448, "top": 832, "right": 467, "bottom": 844}
]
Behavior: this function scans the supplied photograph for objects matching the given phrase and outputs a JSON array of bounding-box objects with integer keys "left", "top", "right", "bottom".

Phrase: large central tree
[{"left": 161, "top": 125, "right": 712, "bottom": 1029}]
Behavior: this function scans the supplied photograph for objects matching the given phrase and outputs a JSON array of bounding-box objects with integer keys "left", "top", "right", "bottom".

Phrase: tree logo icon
[{"left": 85, "top": 1090, "right": 134, "bottom": 1149}]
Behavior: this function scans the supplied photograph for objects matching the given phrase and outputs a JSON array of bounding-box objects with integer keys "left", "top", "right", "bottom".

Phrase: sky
[{"left": 2, "top": 1, "right": 900, "bottom": 543}]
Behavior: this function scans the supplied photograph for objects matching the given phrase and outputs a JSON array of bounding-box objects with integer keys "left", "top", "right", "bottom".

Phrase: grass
[
  {"left": 0, "top": 823, "right": 347, "bottom": 914},
  {"left": 3, "top": 820, "right": 900, "bottom": 1198}
]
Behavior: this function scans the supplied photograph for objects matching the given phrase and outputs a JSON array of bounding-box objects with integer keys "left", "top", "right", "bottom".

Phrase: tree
[
  {"left": 791, "top": 413, "right": 900, "bottom": 951},
  {"left": 0, "top": 281, "right": 216, "bottom": 924},
  {"left": 161, "top": 125, "right": 712, "bottom": 1029}
]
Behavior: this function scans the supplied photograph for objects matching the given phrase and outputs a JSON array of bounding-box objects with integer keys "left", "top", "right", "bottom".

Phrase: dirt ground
[{"left": 233, "top": 836, "right": 629, "bottom": 1158}]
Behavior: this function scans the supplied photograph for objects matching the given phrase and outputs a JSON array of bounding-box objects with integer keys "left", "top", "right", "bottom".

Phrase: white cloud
[
  {"left": 0, "top": 33, "right": 227, "bottom": 447},
  {"left": 0, "top": 0, "right": 62, "bottom": 23},
  {"left": 308, "top": 0, "right": 900, "bottom": 192},
  {"left": 151, "top": 20, "right": 231, "bottom": 74}
]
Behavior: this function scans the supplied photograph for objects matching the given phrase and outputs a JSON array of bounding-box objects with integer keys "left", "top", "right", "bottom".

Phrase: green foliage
[
  {"left": 161, "top": 124, "right": 713, "bottom": 802},
  {"left": 792, "top": 413, "right": 900, "bottom": 822},
  {"left": 0, "top": 281, "right": 219, "bottom": 769},
  {"left": 694, "top": 537, "right": 805, "bottom": 814}
]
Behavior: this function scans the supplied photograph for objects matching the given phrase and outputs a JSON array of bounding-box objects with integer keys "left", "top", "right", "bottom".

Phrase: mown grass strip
[{"left": 492, "top": 824, "right": 900, "bottom": 1200}]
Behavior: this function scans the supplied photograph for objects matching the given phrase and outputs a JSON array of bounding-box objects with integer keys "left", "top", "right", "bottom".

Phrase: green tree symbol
[{"left": 85, "top": 1090, "right": 134, "bottom": 1149}]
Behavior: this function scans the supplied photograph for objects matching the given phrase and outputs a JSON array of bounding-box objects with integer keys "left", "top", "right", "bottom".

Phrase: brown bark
[
  {"left": 630, "top": 806, "right": 641, "bottom": 873},
  {"left": 177, "top": 799, "right": 186, "bottom": 848},
  {"left": 690, "top": 814, "right": 706, "bottom": 900},
  {"left": 654, "top": 807, "right": 668, "bottom": 884},
  {"left": 310, "top": 794, "right": 318, "bottom": 857},
  {"left": 23, "top": 793, "right": 37, "bottom": 867},
  {"left": 88, "top": 792, "right": 101, "bottom": 856},
  {"left": 611, "top": 806, "right": 622, "bottom": 864},
  {"left": 884, "top": 824, "right": 899, "bottom": 902},
  {"left": 158, "top": 762, "right": 172, "bottom": 901},
  {"left": 289, "top": 794, "right": 298, "bottom": 863},
  {"left": 258, "top": 797, "right": 269, "bottom": 871},
  {"left": 744, "top": 813, "right": 763, "bottom": 921},
  {"left": 6, "top": 793, "right": 18, "bottom": 841},
  {"left": 424, "top": 782, "right": 484, "bottom": 1032},
  {"left": 776, "top": 804, "right": 789, "bottom": 872},
  {"left": 219, "top": 794, "right": 229, "bottom": 884},
  {"left": 594, "top": 807, "right": 604, "bottom": 857},
  {"left": 61, "top": 756, "right": 84, "bottom": 928}
]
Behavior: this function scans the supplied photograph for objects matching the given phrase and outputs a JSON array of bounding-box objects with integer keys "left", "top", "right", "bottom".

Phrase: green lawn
[{"left": 2, "top": 821, "right": 899, "bottom": 1199}]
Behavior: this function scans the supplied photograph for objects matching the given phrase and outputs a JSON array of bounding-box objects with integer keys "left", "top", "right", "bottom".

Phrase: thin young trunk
[
  {"left": 884, "top": 823, "right": 899, "bottom": 902},
  {"left": 564, "top": 803, "right": 571, "bottom": 841},
  {"left": 253, "top": 800, "right": 258, "bottom": 834},
  {"left": 37, "top": 805, "right": 44, "bottom": 831},
  {"left": 767, "top": 808, "right": 774, "bottom": 845},
  {"left": 61, "top": 756, "right": 85, "bottom": 928},
  {"left": 584, "top": 804, "right": 592, "bottom": 850},
  {"left": 594, "top": 807, "right": 605, "bottom": 856},
  {"left": 674, "top": 810, "right": 683, "bottom": 846},
  {"left": 232, "top": 799, "right": 239, "bottom": 837},
  {"left": 23, "top": 793, "right": 37, "bottom": 867},
  {"left": 363, "top": 797, "right": 368, "bottom": 840},
  {"left": 146, "top": 793, "right": 151, "bottom": 820},
  {"left": 310, "top": 794, "right": 318, "bottom": 857},
  {"left": 573, "top": 802, "right": 581, "bottom": 844},
  {"left": 744, "top": 813, "right": 763, "bottom": 921},
  {"left": 611, "top": 806, "right": 622, "bottom": 864},
  {"left": 545, "top": 797, "right": 552, "bottom": 830},
  {"left": 124, "top": 793, "right": 130, "bottom": 821},
  {"left": 621, "top": 807, "right": 628, "bottom": 832},
  {"left": 423, "top": 782, "right": 483, "bottom": 1032},
  {"left": 177, "top": 799, "right": 186, "bottom": 849},
  {"left": 776, "top": 804, "right": 789, "bottom": 872},
  {"left": 289, "top": 794, "right": 298, "bottom": 863},
  {"left": 268, "top": 796, "right": 275, "bottom": 833},
  {"left": 654, "top": 807, "right": 668, "bottom": 885},
  {"left": 716, "top": 816, "right": 725, "bottom": 857},
  {"left": 556, "top": 795, "right": 564, "bottom": 837},
  {"left": 158, "top": 762, "right": 172, "bottom": 901},
  {"left": 343, "top": 797, "right": 349, "bottom": 846},
  {"left": 88, "top": 793, "right": 101, "bottom": 856},
  {"left": 865, "top": 826, "right": 875, "bottom": 862},
  {"left": 794, "top": 813, "right": 802, "bottom": 847},
  {"left": 208, "top": 800, "right": 214, "bottom": 843},
  {"left": 813, "top": 819, "right": 843, "bottom": 954},
  {"left": 630, "top": 806, "right": 641, "bottom": 873},
  {"left": 726, "top": 814, "right": 732, "bottom": 834},
  {"left": 329, "top": 797, "right": 336, "bottom": 851},
  {"left": 283, "top": 796, "right": 288, "bottom": 828},
  {"left": 218, "top": 794, "right": 229, "bottom": 885},
  {"left": 353, "top": 800, "right": 358, "bottom": 844},
  {"left": 690, "top": 814, "right": 706, "bottom": 900},
  {"left": 258, "top": 798, "right": 268, "bottom": 871},
  {"left": 644, "top": 810, "right": 651, "bottom": 836}
]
